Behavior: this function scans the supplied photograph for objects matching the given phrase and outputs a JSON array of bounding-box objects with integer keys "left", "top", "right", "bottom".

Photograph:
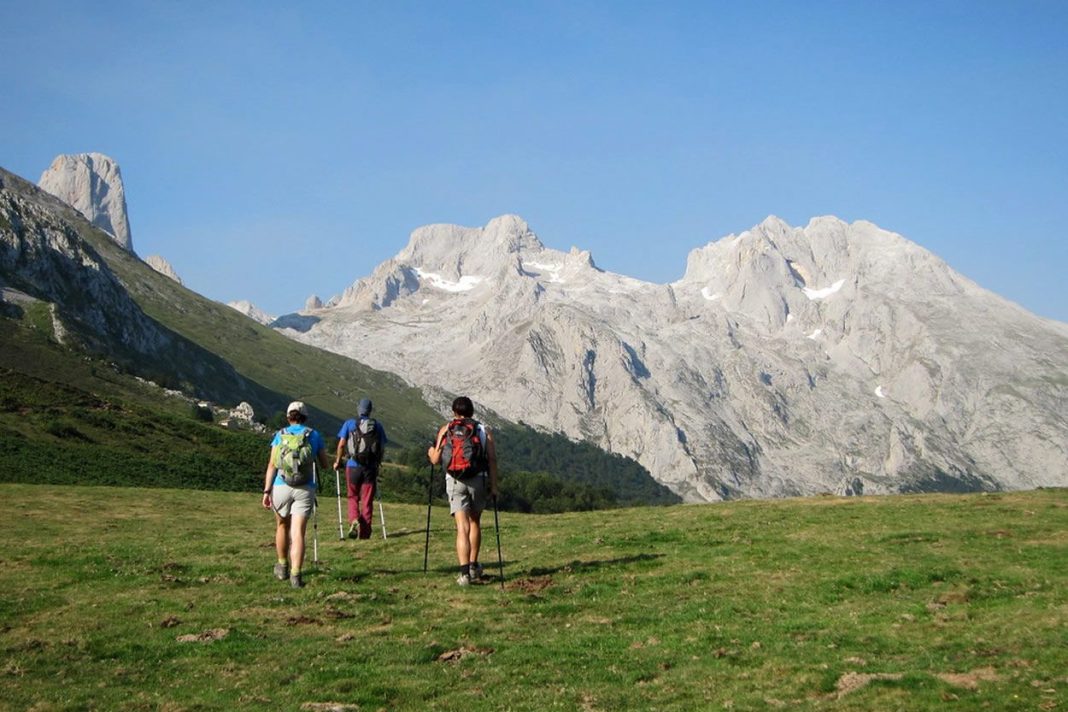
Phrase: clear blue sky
[{"left": 3, "top": 1, "right": 1066, "bottom": 322}]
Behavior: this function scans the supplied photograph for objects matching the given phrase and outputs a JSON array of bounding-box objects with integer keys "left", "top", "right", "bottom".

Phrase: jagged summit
[
  {"left": 277, "top": 213, "right": 1068, "bottom": 502},
  {"left": 672, "top": 216, "right": 976, "bottom": 333},
  {"left": 38, "top": 153, "right": 133, "bottom": 253},
  {"left": 396, "top": 214, "right": 545, "bottom": 279},
  {"left": 330, "top": 215, "right": 614, "bottom": 310}
]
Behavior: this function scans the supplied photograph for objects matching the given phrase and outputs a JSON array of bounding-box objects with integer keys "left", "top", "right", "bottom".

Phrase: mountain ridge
[
  {"left": 278, "top": 214, "right": 1068, "bottom": 501},
  {"left": 1, "top": 162, "right": 673, "bottom": 503}
]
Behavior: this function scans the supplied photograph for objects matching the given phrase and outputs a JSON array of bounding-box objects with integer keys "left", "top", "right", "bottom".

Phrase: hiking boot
[
  {"left": 273, "top": 562, "right": 289, "bottom": 581},
  {"left": 290, "top": 573, "right": 305, "bottom": 589},
  {"left": 347, "top": 522, "right": 359, "bottom": 539},
  {"left": 456, "top": 573, "right": 471, "bottom": 587},
  {"left": 470, "top": 563, "right": 484, "bottom": 582}
]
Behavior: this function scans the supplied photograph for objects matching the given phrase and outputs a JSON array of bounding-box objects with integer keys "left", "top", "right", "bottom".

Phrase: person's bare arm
[
  {"left": 262, "top": 446, "right": 279, "bottom": 509},
  {"left": 426, "top": 425, "right": 447, "bottom": 465},
  {"left": 334, "top": 438, "right": 345, "bottom": 470}
]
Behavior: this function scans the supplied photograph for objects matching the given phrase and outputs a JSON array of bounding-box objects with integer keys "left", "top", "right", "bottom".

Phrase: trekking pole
[
  {"left": 311, "top": 463, "right": 320, "bottom": 566},
  {"left": 377, "top": 486, "right": 388, "bottom": 540},
  {"left": 334, "top": 468, "right": 345, "bottom": 540},
  {"left": 423, "top": 462, "right": 434, "bottom": 573},
  {"left": 493, "top": 494, "right": 505, "bottom": 590}
]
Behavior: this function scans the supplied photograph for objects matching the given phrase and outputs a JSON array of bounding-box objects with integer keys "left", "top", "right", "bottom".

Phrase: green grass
[{"left": 1, "top": 485, "right": 1064, "bottom": 711}]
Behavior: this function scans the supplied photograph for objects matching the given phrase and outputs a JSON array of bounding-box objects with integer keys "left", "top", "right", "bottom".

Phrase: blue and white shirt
[{"left": 270, "top": 424, "right": 325, "bottom": 489}]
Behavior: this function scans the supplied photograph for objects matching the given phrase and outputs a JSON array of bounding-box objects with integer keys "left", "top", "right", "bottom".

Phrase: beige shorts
[
  {"left": 446, "top": 473, "right": 487, "bottom": 515},
  {"left": 272, "top": 483, "right": 315, "bottom": 519}
]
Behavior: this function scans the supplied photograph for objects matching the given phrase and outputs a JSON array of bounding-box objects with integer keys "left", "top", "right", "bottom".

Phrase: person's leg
[
  {"left": 289, "top": 514, "right": 307, "bottom": 575},
  {"left": 455, "top": 510, "right": 473, "bottom": 567},
  {"left": 287, "top": 487, "right": 315, "bottom": 587},
  {"left": 469, "top": 512, "right": 482, "bottom": 567},
  {"left": 345, "top": 466, "right": 359, "bottom": 535},
  {"left": 357, "top": 479, "right": 375, "bottom": 539},
  {"left": 467, "top": 477, "right": 488, "bottom": 579},
  {"left": 275, "top": 513, "right": 289, "bottom": 559},
  {"left": 467, "top": 510, "right": 484, "bottom": 576},
  {"left": 274, "top": 513, "right": 290, "bottom": 578},
  {"left": 447, "top": 476, "right": 476, "bottom": 584}
]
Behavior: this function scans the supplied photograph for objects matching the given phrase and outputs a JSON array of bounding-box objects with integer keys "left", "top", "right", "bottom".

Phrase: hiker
[
  {"left": 427, "top": 396, "right": 499, "bottom": 585},
  {"left": 261, "top": 401, "right": 331, "bottom": 588},
  {"left": 334, "top": 397, "right": 388, "bottom": 539}
]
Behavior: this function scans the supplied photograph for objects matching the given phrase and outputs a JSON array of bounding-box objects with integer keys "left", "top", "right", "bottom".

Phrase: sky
[{"left": 2, "top": 1, "right": 1067, "bottom": 322}]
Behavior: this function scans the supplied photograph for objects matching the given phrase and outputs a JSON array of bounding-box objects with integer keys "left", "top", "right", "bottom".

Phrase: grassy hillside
[
  {"left": 1, "top": 484, "right": 1063, "bottom": 710},
  {"left": 1, "top": 314, "right": 675, "bottom": 508},
  {"left": 1, "top": 166, "right": 676, "bottom": 503}
]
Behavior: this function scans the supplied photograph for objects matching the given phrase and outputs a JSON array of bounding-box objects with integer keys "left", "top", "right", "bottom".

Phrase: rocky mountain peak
[
  {"left": 38, "top": 153, "right": 134, "bottom": 253},
  {"left": 396, "top": 214, "right": 545, "bottom": 280},
  {"left": 227, "top": 300, "right": 276, "bottom": 325},
  {"left": 328, "top": 215, "right": 610, "bottom": 312},
  {"left": 281, "top": 213, "right": 1067, "bottom": 502}
]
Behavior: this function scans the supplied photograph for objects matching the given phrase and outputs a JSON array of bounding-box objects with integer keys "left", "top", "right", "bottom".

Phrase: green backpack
[{"left": 274, "top": 428, "right": 314, "bottom": 486}]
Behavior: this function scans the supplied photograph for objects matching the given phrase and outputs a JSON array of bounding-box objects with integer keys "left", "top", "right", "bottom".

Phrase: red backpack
[{"left": 441, "top": 418, "right": 487, "bottom": 478}]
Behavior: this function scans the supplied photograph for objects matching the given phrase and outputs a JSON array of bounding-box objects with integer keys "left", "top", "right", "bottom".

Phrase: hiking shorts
[
  {"left": 272, "top": 483, "right": 315, "bottom": 520},
  {"left": 446, "top": 473, "right": 487, "bottom": 516}
]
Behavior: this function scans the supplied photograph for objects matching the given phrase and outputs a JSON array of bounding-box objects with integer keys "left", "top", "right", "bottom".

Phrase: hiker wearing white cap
[
  {"left": 334, "top": 397, "right": 388, "bottom": 539},
  {"left": 261, "top": 401, "right": 331, "bottom": 588}
]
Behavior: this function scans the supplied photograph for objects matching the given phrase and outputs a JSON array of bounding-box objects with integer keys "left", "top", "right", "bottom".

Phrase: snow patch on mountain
[
  {"left": 803, "top": 278, "right": 846, "bottom": 300},
  {"left": 415, "top": 268, "right": 486, "bottom": 292}
]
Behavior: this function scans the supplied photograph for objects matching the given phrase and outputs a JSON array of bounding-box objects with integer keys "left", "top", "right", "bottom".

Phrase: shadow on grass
[
  {"left": 528, "top": 553, "right": 664, "bottom": 577},
  {"left": 374, "top": 527, "right": 426, "bottom": 539}
]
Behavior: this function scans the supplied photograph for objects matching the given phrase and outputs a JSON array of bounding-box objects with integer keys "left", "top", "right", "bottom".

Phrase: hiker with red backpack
[
  {"left": 333, "top": 398, "right": 388, "bottom": 539},
  {"left": 261, "top": 401, "right": 331, "bottom": 588},
  {"left": 427, "top": 396, "right": 499, "bottom": 586}
]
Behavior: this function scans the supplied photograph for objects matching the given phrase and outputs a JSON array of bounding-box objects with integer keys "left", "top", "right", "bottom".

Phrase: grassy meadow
[{"left": 0, "top": 483, "right": 1064, "bottom": 711}]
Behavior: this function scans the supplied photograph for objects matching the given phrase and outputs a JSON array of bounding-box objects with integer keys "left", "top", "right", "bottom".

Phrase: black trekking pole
[
  {"left": 493, "top": 494, "right": 504, "bottom": 590},
  {"left": 423, "top": 462, "right": 434, "bottom": 574}
]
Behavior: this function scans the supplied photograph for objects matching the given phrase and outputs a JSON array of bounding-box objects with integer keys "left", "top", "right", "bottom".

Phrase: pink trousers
[{"left": 346, "top": 466, "right": 377, "bottom": 539}]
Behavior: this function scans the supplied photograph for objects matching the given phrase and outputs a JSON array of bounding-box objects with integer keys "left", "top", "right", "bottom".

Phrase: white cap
[{"left": 286, "top": 401, "right": 308, "bottom": 416}]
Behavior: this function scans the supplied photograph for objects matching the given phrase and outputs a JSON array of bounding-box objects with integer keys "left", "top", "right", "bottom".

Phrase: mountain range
[
  {"left": 276, "top": 214, "right": 1068, "bottom": 501},
  {"left": 10, "top": 153, "right": 1067, "bottom": 502},
  {"left": 1, "top": 157, "right": 672, "bottom": 504}
]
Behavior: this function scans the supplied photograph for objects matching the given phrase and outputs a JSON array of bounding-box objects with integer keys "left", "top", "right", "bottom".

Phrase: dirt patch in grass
[
  {"left": 286, "top": 615, "right": 320, "bottom": 626},
  {"left": 937, "top": 667, "right": 1000, "bottom": 689},
  {"left": 175, "top": 628, "right": 229, "bottom": 644},
  {"left": 834, "top": 672, "right": 904, "bottom": 698},
  {"left": 506, "top": 576, "right": 552, "bottom": 593},
  {"left": 437, "top": 646, "right": 494, "bottom": 663}
]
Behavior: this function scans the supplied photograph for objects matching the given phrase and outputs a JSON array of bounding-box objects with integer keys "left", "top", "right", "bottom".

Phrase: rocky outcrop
[
  {"left": 144, "top": 255, "right": 182, "bottom": 284},
  {"left": 227, "top": 300, "right": 275, "bottom": 325},
  {"left": 38, "top": 153, "right": 134, "bottom": 252},
  {"left": 278, "top": 214, "right": 1068, "bottom": 501},
  {"left": 2, "top": 168, "right": 165, "bottom": 355},
  {"left": 1, "top": 166, "right": 263, "bottom": 408}
]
